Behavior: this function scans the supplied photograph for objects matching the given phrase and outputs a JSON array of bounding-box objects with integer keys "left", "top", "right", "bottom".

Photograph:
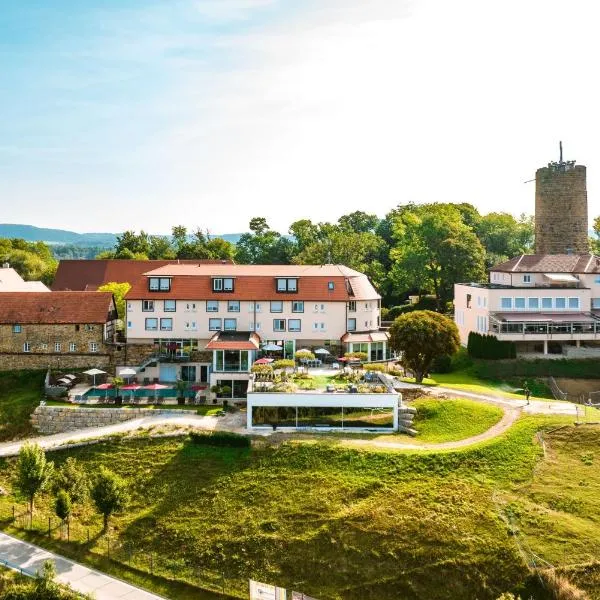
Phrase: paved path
[
  {"left": 0, "top": 532, "right": 164, "bottom": 599},
  {"left": 0, "top": 412, "right": 246, "bottom": 458}
]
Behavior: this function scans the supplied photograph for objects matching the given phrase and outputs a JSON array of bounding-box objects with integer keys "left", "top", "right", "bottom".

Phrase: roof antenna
[{"left": 560, "top": 140, "right": 563, "bottom": 163}]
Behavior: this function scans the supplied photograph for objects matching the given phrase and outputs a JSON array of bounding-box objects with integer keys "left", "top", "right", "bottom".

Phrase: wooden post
[
  {"left": 87, "top": 529, "right": 90, "bottom": 544},
  {"left": 67, "top": 519, "right": 70, "bottom": 542},
  {"left": 12, "top": 506, "right": 14, "bottom": 521},
  {"left": 48, "top": 517, "right": 51, "bottom": 537},
  {"left": 150, "top": 553, "right": 153, "bottom": 575}
]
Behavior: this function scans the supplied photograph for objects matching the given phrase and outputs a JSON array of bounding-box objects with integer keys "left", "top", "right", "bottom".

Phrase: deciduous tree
[
  {"left": 16, "top": 443, "right": 54, "bottom": 525},
  {"left": 91, "top": 467, "right": 129, "bottom": 532}
]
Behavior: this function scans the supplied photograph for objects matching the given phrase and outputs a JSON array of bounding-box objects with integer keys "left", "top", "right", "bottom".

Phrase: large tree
[
  {"left": 389, "top": 203, "right": 486, "bottom": 309},
  {"left": 91, "top": 467, "right": 129, "bottom": 531},
  {"left": 16, "top": 443, "right": 54, "bottom": 525},
  {"left": 389, "top": 310, "right": 460, "bottom": 383},
  {"left": 475, "top": 212, "right": 534, "bottom": 266},
  {"left": 236, "top": 217, "right": 293, "bottom": 264}
]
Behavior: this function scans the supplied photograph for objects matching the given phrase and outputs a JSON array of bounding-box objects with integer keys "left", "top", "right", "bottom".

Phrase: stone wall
[
  {"left": 31, "top": 405, "right": 188, "bottom": 434},
  {"left": 535, "top": 164, "right": 588, "bottom": 254}
]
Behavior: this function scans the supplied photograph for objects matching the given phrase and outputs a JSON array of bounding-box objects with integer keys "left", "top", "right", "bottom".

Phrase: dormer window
[
  {"left": 522, "top": 274, "right": 531, "bottom": 283},
  {"left": 276, "top": 278, "right": 298, "bottom": 293},
  {"left": 328, "top": 281, "right": 334, "bottom": 290},
  {"left": 149, "top": 277, "right": 170, "bottom": 292},
  {"left": 213, "top": 277, "right": 234, "bottom": 292}
]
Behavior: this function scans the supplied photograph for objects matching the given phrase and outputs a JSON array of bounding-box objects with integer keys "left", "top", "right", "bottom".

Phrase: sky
[{"left": 1, "top": 0, "right": 600, "bottom": 235}]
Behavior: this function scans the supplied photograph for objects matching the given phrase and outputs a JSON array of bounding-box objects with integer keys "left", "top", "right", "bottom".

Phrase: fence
[
  {"left": 0, "top": 503, "right": 245, "bottom": 599},
  {"left": 548, "top": 376, "right": 567, "bottom": 401}
]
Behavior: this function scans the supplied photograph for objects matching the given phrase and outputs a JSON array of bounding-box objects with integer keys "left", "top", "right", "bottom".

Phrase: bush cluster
[
  {"left": 189, "top": 431, "right": 251, "bottom": 448},
  {"left": 467, "top": 332, "right": 516, "bottom": 359},
  {"left": 363, "top": 364, "right": 386, "bottom": 372}
]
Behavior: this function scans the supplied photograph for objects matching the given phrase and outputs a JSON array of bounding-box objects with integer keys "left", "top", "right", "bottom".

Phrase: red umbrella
[
  {"left": 254, "top": 358, "right": 274, "bottom": 365},
  {"left": 121, "top": 383, "right": 140, "bottom": 402},
  {"left": 94, "top": 382, "right": 113, "bottom": 400},
  {"left": 143, "top": 383, "right": 169, "bottom": 401}
]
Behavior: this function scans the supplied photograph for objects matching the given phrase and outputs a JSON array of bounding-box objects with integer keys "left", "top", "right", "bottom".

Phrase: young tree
[
  {"left": 91, "top": 467, "right": 129, "bottom": 532},
  {"left": 16, "top": 443, "right": 54, "bottom": 526},
  {"left": 97, "top": 282, "right": 131, "bottom": 320},
  {"left": 54, "top": 490, "right": 71, "bottom": 538},
  {"left": 53, "top": 457, "right": 89, "bottom": 504},
  {"left": 389, "top": 310, "right": 460, "bottom": 383}
]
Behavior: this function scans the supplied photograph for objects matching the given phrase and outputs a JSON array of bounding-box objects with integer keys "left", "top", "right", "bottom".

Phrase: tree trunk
[
  {"left": 414, "top": 370, "right": 424, "bottom": 384},
  {"left": 103, "top": 513, "right": 109, "bottom": 532},
  {"left": 29, "top": 496, "right": 34, "bottom": 529}
]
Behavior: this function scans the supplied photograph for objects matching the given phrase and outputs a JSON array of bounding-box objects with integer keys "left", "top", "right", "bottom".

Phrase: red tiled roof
[
  {"left": 205, "top": 331, "right": 261, "bottom": 350},
  {"left": 0, "top": 292, "right": 115, "bottom": 324},
  {"left": 126, "top": 264, "right": 380, "bottom": 302},
  {"left": 51, "top": 259, "right": 233, "bottom": 291},
  {"left": 491, "top": 254, "right": 600, "bottom": 274}
]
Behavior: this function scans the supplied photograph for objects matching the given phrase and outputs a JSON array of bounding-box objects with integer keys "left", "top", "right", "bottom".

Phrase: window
[
  {"left": 523, "top": 274, "right": 531, "bottom": 283},
  {"left": 142, "top": 300, "right": 154, "bottom": 312},
  {"left": 212, "top": 277, "right": 234, "bottom": 292},
  {"left": 209, "top": 318, "right": 222, "bottom": 331},
  {"left": 160, "top": 318, "right": 173, "bottom": 331},
  {"left": 365, "top": 302, "right": 370, "bottom": 310},
  {"left": 365, "top": 320, "right": 369, "bottom": 328},
  {"left": 184, "top": 320, "right": 197, "bottom": 331},
  {"left": 514, "top": 297, "right": 526, "bottom": 309},
  {"left": 477, "top": 316, "right": 488, "bottom": 333},
  {"left": 319, "top": 304, "right": 325, "bottom": 313},
  {"left": 206, "top": 301, "right": 218, "bottom": 312},
  {"left": 41, "top": 343, "right": 48, "bottom": 350},
  {"left": 250, "top": 321, "right": 262, "bottom": 331},
  {"left": 477, "top": 296, "right": 481, "bottom": 308},
  {"left": 228, "top": 300, "right": 240, "bottom": 312},
  {"left": 328, "top": 281, "right": 334, "bottom": 290},
  {"left": 69, "top": 343, "right": 76, "bottom": 352},
  {"left": 500, "top": 297, "right": 512, "bottom": 310},
  {"left": 23, "top": 342, "right": 31, "bottom": 353},
  {"left": 528, "top": 297, "right": 539, "bottom": 309},
  {"left": 12, "top": 324, "right": 21, "bottom": 333},
  {"left": 273, "top": 319, "right": 286, "bottom": 332},
  {"left": 466, "top": 294, "right": 472, "bottom": 308},
  {"left": 276, "top": 278, "right": 298, "bottom": 293},
  {"left": 54, "top": 342, "right": 62, "bottom": 352},
  {"left": 568, "top": 297, "right": 580, "bottom": 309},
  {"left": 270, "top": 301, "right": 283, "bottom": 313},
  {"left": 127, "top": 302, "right": 132, "bottom": 312},
  {"left": 347, "top": 318, "right": 356, "bottom": 331},
  {"left": 593, "top": 298, "right": 600, "bottom": 309},
  {"left": 148, "top": 277, "right": 171, "bottom": 292},
  {"left": 224, "top": 318, "right": 237, "bottom": 331},
  {"left": 186, "top": 302, "right": 197, "bottom": 312},
  {"left": 248, "top": 302, "right": 262, "bottom": 313},
  {"left": 348, "top": 301, "right": 356, "bottom": 312},
  {"left": 555, "top": 297, "right": 566, "bottom": 309},
  {"left": 542, "top": 297, "right": 553, "bottom": 309},
  {"left": 127, "top": 321, "right": 132, "bottom": 329},
  {"left": 595, "top": 276, "right": 600, "bottom": 284},
  {"left": 164, "top": 300, "right": 176, "bottom": 312},
  {"left": 145, "top": 318, "right": 158, "bottom": 331},
  {"left": 288, "top": 319, "right": 301, "bottom": 332},
  {"left": 89, "top": 342, "right": 98, "bottom": 353},
  {"left": 292, "top": 301, "right": 304, "bottom": 313}
]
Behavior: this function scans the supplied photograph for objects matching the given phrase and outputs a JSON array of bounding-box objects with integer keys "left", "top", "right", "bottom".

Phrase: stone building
[
  {"left": 535, "top": 148, "right": 588, "bottom": 255},
  {"left": 0, "top": 291, "right": 118, "bottom": 371}
]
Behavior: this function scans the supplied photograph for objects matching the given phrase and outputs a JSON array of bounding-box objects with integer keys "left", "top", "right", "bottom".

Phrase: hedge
[
  {"left": 468, "top": 332, "right": 516, "bottom": 360},
  {"left": 473, "top": 358, "right": 600, "bottom": 380},
  {"left": 189, "top": 431, "right": 251, "bottom": 448}
]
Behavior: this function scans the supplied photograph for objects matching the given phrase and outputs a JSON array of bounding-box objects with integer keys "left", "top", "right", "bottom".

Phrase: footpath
[{"left": 0, "top": 532, "right": 164, "bottom": 599}]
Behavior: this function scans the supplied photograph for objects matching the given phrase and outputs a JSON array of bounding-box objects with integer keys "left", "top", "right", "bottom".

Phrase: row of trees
[
  {"left": 0, "top": 238, "right": 57, "bottom": 285},
  {"left": 17, "top": 444, "right": 128, "bottom": 533},
  {"left": 95, "top": 204, "right": 536, "bottom": 308}
]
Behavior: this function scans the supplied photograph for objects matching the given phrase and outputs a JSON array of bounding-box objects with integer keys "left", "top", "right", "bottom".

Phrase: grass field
[
  {"left": 411, "top": 397, "right": 504, "bottom": 443},
  {"left": 0, "top": 370, "right": 45, "bottom": 441},
  {"left": 3, "top": 414, "right": 598, "bottom": 600}
]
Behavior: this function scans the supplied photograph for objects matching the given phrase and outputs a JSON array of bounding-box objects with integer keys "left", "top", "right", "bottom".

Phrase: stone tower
[{"left": 535, "top": 143, "right": 588, "bottom": 254}]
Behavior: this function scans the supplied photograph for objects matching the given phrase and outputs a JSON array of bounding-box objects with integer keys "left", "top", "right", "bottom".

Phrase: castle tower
[{"left": 534, "top": 143, "right": 588, "bottom": 255}]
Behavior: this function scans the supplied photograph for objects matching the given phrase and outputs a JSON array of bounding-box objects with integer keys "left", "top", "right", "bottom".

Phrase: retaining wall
[{"left": 31, "top": 405, "right": 187, "bottom": 434}]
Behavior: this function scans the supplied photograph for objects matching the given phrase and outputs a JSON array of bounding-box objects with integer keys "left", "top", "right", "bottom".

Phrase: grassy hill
[{"left": 2, "top": 415, "right": 599, "bottom": 599}]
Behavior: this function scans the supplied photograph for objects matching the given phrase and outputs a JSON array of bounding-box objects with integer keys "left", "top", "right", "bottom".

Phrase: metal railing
[{"left": 548, "top": 376, "right": 567, "bottom": 401}]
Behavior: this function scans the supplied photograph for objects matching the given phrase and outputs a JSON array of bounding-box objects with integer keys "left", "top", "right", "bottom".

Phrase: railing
[
  {"left": 0, "top": 556, "right": 37, "bottom": 578},
  {"left": 548, "top": 376, "right": 567, "bottom": 401}
]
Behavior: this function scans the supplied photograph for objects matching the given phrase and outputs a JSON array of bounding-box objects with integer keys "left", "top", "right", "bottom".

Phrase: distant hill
[{"left": 0, "top": 224, "right": 244, "bottom": 247}]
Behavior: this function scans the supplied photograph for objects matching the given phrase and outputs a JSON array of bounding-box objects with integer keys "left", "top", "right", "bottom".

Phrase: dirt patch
[{"left": 554, "top": 378, "right": 600, "bottom": 400}]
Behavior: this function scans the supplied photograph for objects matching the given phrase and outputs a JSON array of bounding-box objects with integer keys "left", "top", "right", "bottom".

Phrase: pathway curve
[{"left": 0, "top": 532, "right": 164, "bottom": 599}]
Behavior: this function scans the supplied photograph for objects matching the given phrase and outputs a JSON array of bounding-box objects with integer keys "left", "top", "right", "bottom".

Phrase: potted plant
[{"left": 112, "top": 377, "right": 124, "bottom": 406}]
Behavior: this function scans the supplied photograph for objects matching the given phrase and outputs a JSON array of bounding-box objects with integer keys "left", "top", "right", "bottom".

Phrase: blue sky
[{"left": 1, "top": 0, "right": 600, "bottom": 234}]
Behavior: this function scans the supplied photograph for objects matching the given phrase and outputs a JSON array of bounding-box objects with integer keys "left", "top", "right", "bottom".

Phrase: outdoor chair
[{"left": 143, "top": 377, "right": 150, "bottom": 385}]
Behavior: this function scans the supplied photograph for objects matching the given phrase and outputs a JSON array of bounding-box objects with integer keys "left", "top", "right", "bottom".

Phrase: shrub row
[
  {"left": 189, "top": 431, "right": 251, "bottom": 448},
  {"left": 468, "top": 332, "right": 517, "bottom": 359},
  {"left": 473, "top": 358, "right": 600, "bottom": 380}
]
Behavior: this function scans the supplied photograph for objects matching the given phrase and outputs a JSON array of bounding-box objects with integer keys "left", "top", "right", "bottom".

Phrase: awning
[
  {"left": 341, "top": 331, "right": 389, "bottom": 343},
  {"left": 206, "top": 331, "right": 261, "bottom": 350},
  {"left": 543, "top": 273, "right": 579, "bottom": 282},
  {"left": 492, "top": 312, "right": 599, "bottom": 323}
]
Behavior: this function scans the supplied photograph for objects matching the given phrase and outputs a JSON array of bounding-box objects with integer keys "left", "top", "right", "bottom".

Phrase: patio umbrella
[
  {"left": 254, "top": 357, "right": 274, "bottom": 365},
  {"left": 262, "top": 343, "right": 283, "bottom": 351},
  {"left": 95, "top": 382, "right": 113, "bottom": 400},
  {"left": 121, "top": 383, "right": 140, "bottom": 402},
  {"left": 143, "top": 382, "right": 169, "bottom": 402},
  {"left": 83, "top": 368, "right": 106, "bottom": 386},
  {"left": 119, "top": 367, "right": 137, "bottom": 377},
  {"left": 314, "top": 348, "right": 330, "bottom": 355}
]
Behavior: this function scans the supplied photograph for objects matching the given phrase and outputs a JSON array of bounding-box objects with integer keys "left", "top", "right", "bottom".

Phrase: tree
[
  {"left": 175, "top": 378, "right": 188, "bottom": 405},
  {"left": 91, "top": 467, "right": 129, "bottom": 532},
  {"left": 54, "top": 490, "right": 71, "bottom": 537},
  {"left": 338, "top": 211, "right": 380, "bottom": 233},
  {"left": 475, "top": 212, "right": 534, "bottom": 266},
  {"left": 53, "top": 458, "right": 89, "bottom": 504},
  {"left": 16, "top": 443, "right": 54, "bottom": 526},
  {"left": 389, "top": 310, "right": 460, "bottom": 383},
  {"left": 111, "top": 377, "right": 124, "bottom": 403},
  {"left": 235, "top": 218, "right": 293, "bottom": 264},
  {"left": 97, "top": 282, "right": 131, "bottom": 320},
  {"left": 114, "top": 230, "right": 150, "bottom": 258}
]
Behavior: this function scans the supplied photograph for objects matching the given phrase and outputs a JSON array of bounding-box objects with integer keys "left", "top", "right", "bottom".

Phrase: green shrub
[
  {"left": 251, "top": 364, "right": 274, "bottom": 375},
  {"left": 189, "top": 431, "right": 251, "bottom": 448},
  {"left": 468, "top": 332, "right": 516, "bottom": 359},
  {"left": 431, "top": 354, "right": 453, "bottom": 373},
  {"left": 363, "top": 363, "right": 386, "bottom": 372},
  {"left": 386, "top": 305, "right": 414, "bottom": 320},
  {"left": 344, "top": 351, "right": 368, "bottom": 362},
  {"left": 380, "top": 307, "right": 390, "bottom": 321},
  {"left": 272, "top": 359, "right": 295, "bottom": 370}
]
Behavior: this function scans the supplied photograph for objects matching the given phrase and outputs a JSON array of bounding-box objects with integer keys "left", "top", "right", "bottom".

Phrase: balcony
[{"left": 489, "top": 312, "right": 600, "bottom": 341}]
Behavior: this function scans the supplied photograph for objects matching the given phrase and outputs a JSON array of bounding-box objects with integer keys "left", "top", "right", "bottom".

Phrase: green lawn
[
  {"left": 3, "top": 414, "right": 599, "bottom": 600},
  {"left": 411, "top": 397, "right": 504, "bottom": 443},
  {"left": 401, "top": 368, "right": 555, "bottom": 400},
  {"left": 0, "top": 370, "right": 45, "bottom": 441}
]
